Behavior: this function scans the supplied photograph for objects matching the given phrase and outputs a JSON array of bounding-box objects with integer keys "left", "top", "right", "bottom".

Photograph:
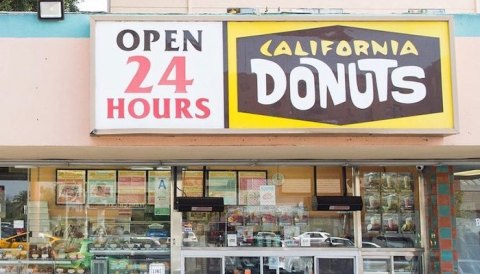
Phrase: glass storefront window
[
  {"left": 0, "top": 167, "right": 28, "bottom": 267},
  {"left": 317, "top": 257, "right": 354, "bottom": 274},
  {"left": 184, "top": 257, "right": 222, "bottom": 274},
  {"left": 359, "top": 167, "right": 421, "bottom": 249},
  {"left": 178, "top": 166, "right": 355, "bottom": 249},
  {"left": 454, "top": 168, "right": 480, "bottom": 274},
  {"left": 15, "top": 166, "right": 172, "bottom": 274}
]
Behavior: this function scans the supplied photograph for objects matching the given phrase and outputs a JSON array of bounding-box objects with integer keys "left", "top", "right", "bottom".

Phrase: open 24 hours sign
[{"left": 91, "top": 17, "right": 456, "bottom": 135}]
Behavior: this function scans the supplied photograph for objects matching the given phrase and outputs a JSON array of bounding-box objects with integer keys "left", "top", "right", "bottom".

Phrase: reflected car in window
[
  {"left": 372, "top": 235, "right": 415, "bottom": 248},
  {"left": 182, "top": 231, "right": 198, "bottom": 246},
  {"left": 362, "top": 241, "right": 382, "bottom": 248},
  {"left": 325, "top": 237, "right": 354, "bottom": 247},
  {"left": 293, "top": 232, "right": 331, "bottom": 247}
]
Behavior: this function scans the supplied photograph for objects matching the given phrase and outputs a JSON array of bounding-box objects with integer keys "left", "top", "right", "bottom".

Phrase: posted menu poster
[
  {"left": 87, "top": 170, "right": 117, "bottom": 205},
  {"left": 227, "top": 206, "right": 244, "bottom": 226},
  {"left": 208, "top": 171, "right": 237, "bottom": 205},
  {"left": 401, "top": 213, "right": 416, "bottom": 233},
  {"left": 182, "top": 170, "right": 204, "bottom": 197},
  {"left": 238, "top": 171, "right": 267, "bottom": 205},
  {"left": 260, "top": 185, "right": 276, "bottom": 205},
  {"left": 364, "top": 172, "right": 381, "bottom": 190},
  {"left": 148, "top": 171, "right": 171, "bottom": 216},
  {"left": 244, "top": 206, "right": 261, "bottom": 225},
  {"left": 56, "top": 170, "right": 86, "bottom": 205},
  {"left": 117, "top": 170, "right": 146, "bottom": 204},
  {"left": 383, "top": 213, "right": 400, "bottom": 233},
  {"left": 365, "top": 213, "right": 382, "bottom": 233}
]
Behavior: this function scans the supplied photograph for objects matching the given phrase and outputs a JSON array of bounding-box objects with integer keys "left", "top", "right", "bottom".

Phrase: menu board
[
  {"left": 207, "top": 171, "right": 237, "bottom": 205},
  {"left": 87, "top": 170, "right": 117, "bottom": 205},
  {"left": 182, "top": 170, "right": 204, "bottom": 197},
  {"left": 238, "top": 171, "right": 267, "bottom": 205},
  {"left": 56, "top": 170, "right": 86, "bottom": 205},
  {"left": 117, "top": 170, "right": 146, "bottom": 204}
]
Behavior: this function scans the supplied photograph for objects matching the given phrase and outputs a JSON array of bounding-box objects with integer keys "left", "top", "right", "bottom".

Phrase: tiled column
[{"left": 425, "top": 166, "right": 457, "bottom": 274}]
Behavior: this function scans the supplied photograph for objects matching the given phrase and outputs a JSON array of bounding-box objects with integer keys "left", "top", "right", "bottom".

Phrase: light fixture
[{"left": 38, "top": 0, "right": 64, "bottom": 20}]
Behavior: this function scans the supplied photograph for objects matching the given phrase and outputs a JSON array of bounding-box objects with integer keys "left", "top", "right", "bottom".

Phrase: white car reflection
[
  {"left": 182, "top": 231, "right": 198, "bottom": 246},
  {"left": 293, "top": 232, "right": 330, "bottom": 246}
]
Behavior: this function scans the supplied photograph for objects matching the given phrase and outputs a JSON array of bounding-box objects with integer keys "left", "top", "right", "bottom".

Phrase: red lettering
[
  {"left": 125, "top": 56, "right": 153, "bottom": 93},
  {"left": 106, "top": 97, "right": 210, "bottom": 120},
  {"left": 128, "top": 98, "right": 150, "bottom": 119},
  {"left": 158, "top": 56, "right": 193, "bottom": 93},
  {"left": 107, "top": 98, "right": 125, "bottom": 118},
  {"left": 195, "top": 98, "right": 210, "bottom": 118},
  {"left": 175, "top": 98, "right": 192, "bottom": 118},
  {"left": 153, "top": 98, "right": 171, "bottom": 118}
]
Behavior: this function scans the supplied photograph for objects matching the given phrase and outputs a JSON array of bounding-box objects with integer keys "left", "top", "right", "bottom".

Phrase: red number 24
[{"left": 125, "top": 56, "right": 193, "bottom": 94}]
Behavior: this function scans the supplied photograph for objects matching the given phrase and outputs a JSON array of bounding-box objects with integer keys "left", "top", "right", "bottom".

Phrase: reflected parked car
[
  {"left": 293, "top": 232, "right": 331, "bottom": 246},
  {"left": 325, "top": 237, "right": 354, "bottom": 247},
  {"left": 182, "top": 231, "right": 198, "bottom": 246},
  {"left": 372, "top": 235, "right": 415, "bottom": 248},
  {"left": 362, "top": 241, "right": 382, "bottom": 248}
]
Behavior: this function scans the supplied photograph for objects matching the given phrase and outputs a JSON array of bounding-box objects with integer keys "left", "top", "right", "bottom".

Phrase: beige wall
[
  {"left": 109, "top": 0, "right": 480, "bottom": 14},
  {"left": 1, "top": 35, "right": 480, "bottom": 161}
]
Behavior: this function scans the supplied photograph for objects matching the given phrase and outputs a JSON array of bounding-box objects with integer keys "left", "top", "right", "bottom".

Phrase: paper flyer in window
[
  {"left": 382, "top": 172, "right": 398, "bottom": 191},
  {"left": 364, "top": 172, "right": 381, "bottom": 190},
  {"left": 401, "top": 213, "right": 417, "bottom": 233},
  {"left": 383, "top": 213, "right": 400, "bottom": 233},
  {"left": 365, "top": 213, "right": 382, "bottom": 233},
  {"left": 382, "top": 192, "right": 400, "bottom": 213}
]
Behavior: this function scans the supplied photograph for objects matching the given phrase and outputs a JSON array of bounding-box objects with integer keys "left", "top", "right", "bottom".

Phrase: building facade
[{"left": 1, "top": 3, "right": 480, "bottom": 273}]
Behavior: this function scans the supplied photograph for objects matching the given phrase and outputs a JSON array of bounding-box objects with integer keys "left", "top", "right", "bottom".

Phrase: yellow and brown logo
[{"left": 227, "top": 21, "right": 454, "bottom": 131}]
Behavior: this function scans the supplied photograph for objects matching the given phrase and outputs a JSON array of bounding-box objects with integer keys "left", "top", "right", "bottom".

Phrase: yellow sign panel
[{"left": 227, "top": 19, "right": 455, "bottom": 133}]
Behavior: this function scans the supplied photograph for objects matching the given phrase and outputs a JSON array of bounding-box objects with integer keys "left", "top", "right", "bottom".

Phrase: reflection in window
[
  {"left": 181, "top": 166, "right": 355, "bottom": 248},
  {"left": 185, "top": 257, "right": 222, "bottom": 274},
  {"left": 225, "top": 257, "right": 260, "bottom": 274},
  {"left": 318, "top": 258, "right": 354, "bottom": 274},
  {"left": 454, "top": 172, "right": 480, "bottom": 266}
]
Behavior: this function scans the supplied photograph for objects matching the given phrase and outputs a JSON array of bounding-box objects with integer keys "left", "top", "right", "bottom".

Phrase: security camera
[{"left": 416, "top": 165, "right": 424, "bottom": 171}]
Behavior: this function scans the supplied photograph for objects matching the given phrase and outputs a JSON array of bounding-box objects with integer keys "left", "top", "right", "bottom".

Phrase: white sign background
[{"left": 93, "top": 21, "right": 224, "bottom": 131}]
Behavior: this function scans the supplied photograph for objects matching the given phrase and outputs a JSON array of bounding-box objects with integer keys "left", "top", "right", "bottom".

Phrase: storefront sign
[
  {"left": 93, "top": 21, "right": 225, "bottom": 132},
  {"left": 92, "top": 17, "right": 455, "bottom": 134},
  {"left": 227, "top": 20, "right": 455, "bottom": 133}
]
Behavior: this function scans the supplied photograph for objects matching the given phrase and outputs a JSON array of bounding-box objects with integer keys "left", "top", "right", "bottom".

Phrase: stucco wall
[
  {"left": 1, "top": 14, "right": 480, "bottom": 161},
  {"left": 109, "top": 0, "right": 479, "bottom": 14}
]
